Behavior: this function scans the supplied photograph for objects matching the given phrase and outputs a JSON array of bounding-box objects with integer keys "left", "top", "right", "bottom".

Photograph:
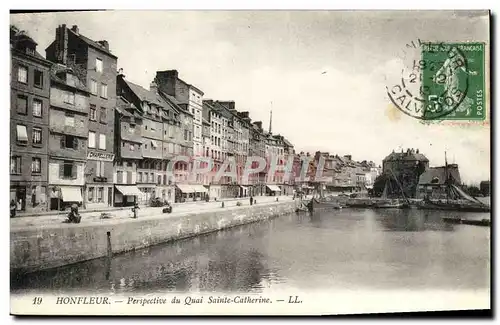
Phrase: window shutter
[
  {"left": 60, "top": 136, "right": 66, "bottom": 148},
  {"left": 71, "top": 164, "right": 77, "bottom": 179},
  {"left": 59, "top": 162, "right": 64, "bottom": 178},
  {"left": 96, "top": 161, "right": 101, "bottom": 177},
  {"left": 73, "top": 138, "right": 78, "bottom": 150}
]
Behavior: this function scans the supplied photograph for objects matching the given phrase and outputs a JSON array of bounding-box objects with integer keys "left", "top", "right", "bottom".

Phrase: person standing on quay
[{"left": 250, "top": 196, "right": 254, "bottom": 206}]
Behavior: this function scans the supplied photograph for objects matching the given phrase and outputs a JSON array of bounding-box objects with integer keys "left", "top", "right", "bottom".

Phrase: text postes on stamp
[{"left": 387, "top": 41, "right": 485, "bottom": 121}]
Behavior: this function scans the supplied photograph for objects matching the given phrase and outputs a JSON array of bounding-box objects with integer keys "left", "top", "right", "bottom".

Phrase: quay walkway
[{"left": 11, "top": 195, "right": 294, "bottom": 230}]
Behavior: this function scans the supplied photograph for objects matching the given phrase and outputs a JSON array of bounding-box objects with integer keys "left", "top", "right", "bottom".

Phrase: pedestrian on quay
[
  {"left": 250, "top": 196, "right": 254, "bottom": 206},
  {"left": 132, "top": 202, "right": 140, "bottom": 218},
  {"left": 10, "top": 199, "right": 16, "bottom": 218}
]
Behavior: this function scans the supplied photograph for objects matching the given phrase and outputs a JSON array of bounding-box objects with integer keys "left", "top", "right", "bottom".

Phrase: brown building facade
[
  {"left": 10, "top": 26, "right": 52, "bottom": 213},
  {"left": 48, "top": 65, "right": 90, "bottom": 210},
  {"left": 46, "top": 24, "right": 117, "bottom": 209}
]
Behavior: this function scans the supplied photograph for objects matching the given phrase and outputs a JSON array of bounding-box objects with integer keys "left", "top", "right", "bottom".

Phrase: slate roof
[
  {"left": 418, "top": 165, "right": 461, "bottom": 185},
  {"left": 383, "top": 151, "right": 429, "bottom": 162},
  {"left": 50, "top": 65, "right": 89, "bottom": 93},
  {"left": 123, "top": 80, "right": 165, "bottom": 107},
  {"left": 68, "top": 28, "right": 117, "bottom": 59}
]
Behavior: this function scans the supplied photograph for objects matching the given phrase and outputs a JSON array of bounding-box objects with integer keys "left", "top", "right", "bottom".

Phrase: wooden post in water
[{"left": 106, "top": 231, "right": 112, "bottom": 258}]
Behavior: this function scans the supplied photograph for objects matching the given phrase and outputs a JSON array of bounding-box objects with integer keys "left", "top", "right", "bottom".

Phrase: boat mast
[
  {"left": 445, "top": 151, "right": 449, "bottom": 203},
  {"left": 389, "top": 168, "right": 411, "bottom": 205}
]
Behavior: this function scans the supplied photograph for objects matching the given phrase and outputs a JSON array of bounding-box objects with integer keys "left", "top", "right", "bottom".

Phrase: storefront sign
[
  {"left": 87, "top": 151, "right": 115, "bottom": 162},
  {"left": 93, "top": 177, "right": 108, "bottom": 182}
]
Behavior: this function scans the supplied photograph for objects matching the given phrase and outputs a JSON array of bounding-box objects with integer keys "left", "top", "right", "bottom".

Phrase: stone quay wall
[{"left": 11, "top": 201, "right": 298, "bottom": 275}]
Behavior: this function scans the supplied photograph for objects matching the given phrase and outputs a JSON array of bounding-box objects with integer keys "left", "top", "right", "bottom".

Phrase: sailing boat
[
  {"left": 417, "top": 152, "right": 490, "bottom": 213},
  {"left": 373, "top": 169, "right": 411, "bottom": 209}
]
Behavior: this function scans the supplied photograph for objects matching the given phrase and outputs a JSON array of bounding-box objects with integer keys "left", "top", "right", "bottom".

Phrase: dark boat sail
[{"left": 417, "top": 152, "right": 490, "bottom": 213}]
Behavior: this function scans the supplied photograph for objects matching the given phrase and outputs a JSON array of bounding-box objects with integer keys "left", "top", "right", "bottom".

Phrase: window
[
  {"left": 101, "top": 84, "right": 108, "bottom": 99},
  {"left": 90, "top": 79, "right": 98, "bottom": 95},
  {"left": 61, "top": 161, "right": 75, "bottom": 179},
  {"left": 97, "top": 187, "right": 104, "bottom": 203},
  {"left": 17, "top": 66, "right": 27, "bottom": 83},
  {"left": 32, "top": 99, "right": 42, "bottom": 117},
  {"left": 137, "top": 172, "right": 142, "bottom": 183},
  {"left": 157, "top": 175, "right": 161, "bottom": 185},
  {"left": 96, "top": 161, "right": 105, "bottom": 177},
  {"left": 32, "top": 127, "right": 42, "bottom": 145},
  {"left": 65, "top": 113, "right": 75, "bottom": 127},
  {"left": 60, "top": 134, "right": 79, "bottom": 150},
  {"left": 16, "top": 125, "right": 28, "bottom": 144},
  {"left": 17, "top": 95, "right": 27, "bottom": 115},
  {"left": 95, "top": 58, "right": 103, "bottom": 73},
  {"left": 88, "top": 187, "right": 94, "bottom": 202},
  {"left": 99, "top": 107, "right": 107, "bottom": 123},
  {"left": 150, "top": 173, "right": 154, "bottom": 183},
  {"left": 89, "top": 104, "right": 97, "bottom": 120},
  {"left": 31, "top": 157, "right": 41, "bottom": 174},
  {"left": 127, "top": 171, "right": 132, "bottom": 184},
  {"left": 117, "top": 171, "right": 123, "bottom": 184},
  {"left": 64, "top": 91, "right": 75, "bottom": 105},
  {"left": 88, "top": 131, "right": 96, "bottom": 148},
  {"left": 99, "top": 134, "right": 106, "bottom": 150},
  {"left": 34, "top": 70, "right": 43, "bottom": 88},
  {"left": 129, "top": 143, "right": 135, "bottom": 151},
  {"left": 10, "top": 156, "right": 21, "bottom": 174}
]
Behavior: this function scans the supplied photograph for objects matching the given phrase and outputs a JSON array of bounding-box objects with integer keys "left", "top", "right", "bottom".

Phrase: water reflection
[{"left": 11, "top": 209, "right": 490, "bottom": 294}]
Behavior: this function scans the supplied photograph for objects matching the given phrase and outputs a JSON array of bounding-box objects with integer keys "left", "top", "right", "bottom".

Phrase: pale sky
[{"left": 10, "top": 10, "right": 490, "bottom": 183}]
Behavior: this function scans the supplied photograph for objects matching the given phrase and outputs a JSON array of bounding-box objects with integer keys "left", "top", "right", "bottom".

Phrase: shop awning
[
  {"left": 115, "top": 185, "right": 142, "bottom": 196},
  {"left": 266, "top": 185, "right": 282, "bottom": 192},
  {"left": 176, "top": 184, "right": 195, "bottom": 193},
  {"left": 60, "top": 187, "right": 83, "bottom": 202},
  {"left": 191, "top": 185, "right": 208, "bottom": 193}
]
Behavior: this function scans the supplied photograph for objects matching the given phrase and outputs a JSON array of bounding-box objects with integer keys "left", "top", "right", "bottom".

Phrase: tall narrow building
[
  {"left": 10, "top": 26, "right": 52, "bottom": 213},
  {"left": 47, "top": 64, "right": 90, "bottom": 210},
  {"left": 46, "top": 24, "right": 118, "bottom": 208}
]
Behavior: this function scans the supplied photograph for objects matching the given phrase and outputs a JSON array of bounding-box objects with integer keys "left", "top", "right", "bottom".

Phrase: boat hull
[{"left": 417, "top": 201, "right": 491, "bottom": 213}]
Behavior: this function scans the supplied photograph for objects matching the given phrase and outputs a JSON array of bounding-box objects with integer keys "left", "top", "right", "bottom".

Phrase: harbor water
[{"left": 11, "top": 208, "right": 490, "bottom": 294}]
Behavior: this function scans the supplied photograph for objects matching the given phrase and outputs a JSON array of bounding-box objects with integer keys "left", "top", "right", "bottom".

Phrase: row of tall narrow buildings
[{"left": 10, "top": 24, "right": 295, "bottom": 213}]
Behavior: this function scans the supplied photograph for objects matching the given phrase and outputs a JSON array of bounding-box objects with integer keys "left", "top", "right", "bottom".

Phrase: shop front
[
  {"left": 266, "top": 184, "right": 282, "bottom": 196},
  {"left": 114, "top": 185, "right": 142, "bottom": 207},
  {"left": 49, "top": 186, "right": 83, "bottom": 211}
]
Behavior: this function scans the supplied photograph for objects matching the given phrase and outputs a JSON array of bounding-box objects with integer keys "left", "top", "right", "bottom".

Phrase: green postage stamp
[
  {"left": 421, "top": 42, "right": 485, "bottom": 120},
  {"left": 387, "top": 41, "right": 486, "bottom": 121}
]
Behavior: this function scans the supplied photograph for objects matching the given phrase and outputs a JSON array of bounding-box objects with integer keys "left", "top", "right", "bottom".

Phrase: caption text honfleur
[{"left": 51, "top": 295, "right": 303, "bottom": 306}]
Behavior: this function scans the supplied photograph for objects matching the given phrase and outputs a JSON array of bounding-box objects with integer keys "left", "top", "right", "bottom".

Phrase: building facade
[
  {"left": 48, "top": 65, "right": 89, "bottom": 210},
  {"left": 382, "top": 148, "right": 429, "bottom": 198},
  {"left": 113, "top": 95, "right": 143, "bottom": 206},
  {"left": 46, "top": 24, "right": 117, "bottom": 209},
  {"left": 10, "top": 26, "right": 52, "bottom": 213}
]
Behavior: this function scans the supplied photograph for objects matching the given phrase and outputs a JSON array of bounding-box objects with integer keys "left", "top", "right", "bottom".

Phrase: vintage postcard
[{"left": 9, "top": 10, "right": 490, "bottom": 316}]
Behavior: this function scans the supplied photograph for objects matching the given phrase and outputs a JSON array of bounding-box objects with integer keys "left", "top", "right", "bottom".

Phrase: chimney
[
  {"left": 98, "top": 40, "right": 109, "bottom": 50},
  {"left": 416, "top": 149, "right": 419, "bottom": 154},
  {"left": 203, "top": 99, "right": 214, "bottom": 106},
  {"left": 150, "top": 79, "right": 158, "bottom": 93},
  {"left": 55, "top": 24, "right": 68, "bottom": 64},
  {"left": 218, "top": 101, "right": 235, "bottom": 110},
  {"left": 239, "top": 111, "right": 249, "bottom": 119},
  {"left": 155, "top": 70, "right": 179, "bottom": 97},
  {"left": 344, "top": 155, "right": 352, "bottom": 161},
  {"left": 71, "top": 25, "right": 79, "bottom": 34},
  {"left": 253, "top": 121, "right": 262, "bottom": 130}
]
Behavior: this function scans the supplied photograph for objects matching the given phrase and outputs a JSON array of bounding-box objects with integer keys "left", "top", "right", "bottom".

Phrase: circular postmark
[{"left": 386, "top": 39, "right": 470, "bottom": 120}]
